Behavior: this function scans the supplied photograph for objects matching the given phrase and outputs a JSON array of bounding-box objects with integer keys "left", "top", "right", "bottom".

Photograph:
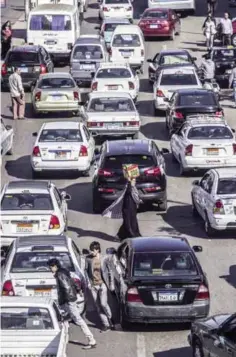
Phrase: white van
[
  {"left": 27, "top": 4, "right": 80, "bottom": 63},
  {"left": 110, "top": 25, "right": 145, "bottom": 70},
  {"left": 26, "top": 0, "right": 85, "bottom": 16}
]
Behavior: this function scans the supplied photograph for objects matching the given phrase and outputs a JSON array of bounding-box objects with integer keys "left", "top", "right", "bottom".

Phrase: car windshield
[
  {"left": 29, "top": 15, "right": 71, "bottom": 31},
  {"left": 105, "top": 0, "right": 129, "bottom": 3},
  {"left": 217, "top": 178, "right": 236, "bottom": 195},
  {"left": 143, "top": 11, "right": 168, "bottom": 18},
  {"left": 112, "top": 34, "right": 141, "bottom": 47},
  {"left": 160, "top": 54, "right": 190, "bottom": 65},
  {"left": 88, "top": 97, "right": 135, "bottom": 111},
  {"left": 179, "top": 94, "right": 216, "bottom": 106},
  {"left": 11, "top": 251, "right": 74, "bottom": 273},
  {"left": 133, "top": 252, "right": 198, "bottom": 277},
  {"left": 38, "top": 77, "right": 75, "bottom": 89},
  {"left": 104, "top": 23, "right": 128, "bottom": 32},
  {"left": 1, "top": 193, "right": 53, "bottom": 211},
  {"left": 96, "top": 68, "right": 131, "bottom": 78},
  {"left": 72, "top": 45, "right": 103, "bottom": 60},
  {"left": 39, "top": 129, "right": 83, "bottom": 142},
  {"left": 8, "top": 52, "right": 39, "bottom": 63},
  {"left": 160, "top": 71, "right": 198, "bottom": 85},
  {"left": 103, "top": 154, "right": 154, "bottom": 169},
  {"left": 188, "top": 126, "right": 233, "bottom": 139},
  {"left": 213, "top": 49, "right": 236, "bottom": 59},
  {"left": 1, "top": 307, "right": 54, "bottom": 330}
]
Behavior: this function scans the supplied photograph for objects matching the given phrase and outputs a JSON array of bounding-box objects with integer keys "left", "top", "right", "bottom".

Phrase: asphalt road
[{"left": 1, "top": 0, "right": 236, "bottom": 356}]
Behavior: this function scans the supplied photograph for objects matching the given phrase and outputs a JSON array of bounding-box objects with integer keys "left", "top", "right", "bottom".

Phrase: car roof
[
  {"left": 16, "top": 235, "right": 68, "bottom": 249},
  {"left": 89, "top": 91, "right": 132, "bottom": 99},
  {"left": 5, "top": 180, "right": 50, "bottom": 193},
  {"left": 105, "top": 139, "right": 152, "bottom": 155},
  {"left": 0, "top": 296, "right": 53, "bottom": 307},
  {"left": 74, "top": 36, "right": 102, "bottom": 45},
  {"left": 42, "top": 121, "right": 81, "bottom": 130},
  {"left": 30, "top": 4, "right": 76, "bottom": 13},
  {"left": 103, "top": 18, "right": 130, "bottom": 24},
  {"left": 213, "top": 168, "right": 236, "bottom": 178},
  {"left": 10, "top": 45, "right": 40, "bottom": 53},
  {"left": 128, "top": 237, "right": 191, "bottom": 253},
  {"left": 39, "top": 72, "right": 73, "bottom": 79},
  {"left": 161, "top": 66, "right": 195, "bottom": 73}
]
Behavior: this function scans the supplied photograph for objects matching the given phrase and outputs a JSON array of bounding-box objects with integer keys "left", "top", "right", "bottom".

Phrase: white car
[
  {"left": 99, "top": 0, "right": 133, "bottom": 21},
  {"left": 31, "top": 121, "right": 95, "bottom": 177},
  {"left": 170, "top": 117, "right": 236, "bottom": 175},
  {"left": 83, "top": 92, "right": 140, "bottom": 138},
  {"left": 153, "top": 65, "right": 202, "bottom": 113},
  {"left": 0, "top": 180, "right": 71, "bottom": 244},
  {"left": 1, "top": 235, "right": 86, "bottom": 313},
  {"left": 148, "top": 0, "right": 195, "bottom": 15},
  {"left": 191, "top": 168, "right": 236, "bottom": 236},
  {"left": 1, "top": 119, "right": 14, "bottom": 157},
  {"left": 99, "top": 18, "right": 131, "bottom": 46},
  {"left": 91, "top": 62, "right": 140, "bottom": 100}
]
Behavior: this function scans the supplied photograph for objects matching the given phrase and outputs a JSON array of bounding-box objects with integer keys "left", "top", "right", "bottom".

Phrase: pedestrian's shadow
[{"left": 68, "top": 226, "right": 117, "bottom": 243}]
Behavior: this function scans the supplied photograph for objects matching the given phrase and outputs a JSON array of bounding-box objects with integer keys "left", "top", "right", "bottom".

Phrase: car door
[{"left": 209, "top": 315, "right": 236, "bottom": 357}]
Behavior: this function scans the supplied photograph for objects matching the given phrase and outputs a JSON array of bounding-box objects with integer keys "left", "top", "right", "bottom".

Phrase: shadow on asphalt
[
  {"left": 137, "top": 99, "right": 158, "bottom": 117},
  {"left": 68, "top": 225, "right": 116, "bottom": 243},
  {"left": 85, "top": 16, "right": 100, "bottom": 24},
  {"left": 139, "top": 78, "right": 152, "bottom": 94},
  {"left": 153, "top": 346, "right": 191, "bottom": 357},
  {"left": 140, "top": 121, "right": 169, "bottom": 141},
  {"left": 219, "top": 265, "right": 236, "bottom": 289}
]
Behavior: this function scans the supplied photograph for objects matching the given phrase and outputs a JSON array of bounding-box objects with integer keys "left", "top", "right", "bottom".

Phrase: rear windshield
[
  {"left": 1, "top": 307, "right": 53, "bottom": 330},
  {"left": 112, "top": 34, "right": 141, "bottom": 47},
  {"left": 72, "top": 45, "right": 103, "bottom": 60},
  {"left": 179, "top": 94, "right": 216, "bottom": 106},
  {"left": 88, "top": 97, "right": 135, "bottom": 112},
  {"left": 8, "top": 52, "right": 39, "bottom": 63},
  {"left": 213, "top": 49, "right": 236, "bottom": 59},
  {"left": 104, "top": 23, "right": 128, "bottom": 32},
  {"left": 1, "top": 193, "right": 53, "bottom": 211},
  {"left": 161, "top": 71, "right": 198, "bottom": 86},
  {"left": 188, "top": 126, "right": 233, "bottom": 140},
  {"left": 103, "top": 155, "right": 154, "bottom": 169},
  {"left": 38, "top": 77, "right": 75, "bottom": 89},
  {"left": 29, "top": 15, "right": 72, "bottom": 31},
  {"left": 143, "top": 11, "right": 168, "bottom": 18},
  {"left": 133, "top": 252, "right": 197, "bottom": 277},
  {"left": 96, "top": 68, "right": 131, "bottom": 78},
  {"left": 217, "top": 178, "right": 236, "bottom": 195},
  {"left": 105, "top": 0, "right": 129, "bottom": 3},
  {"left": 39, "top": 129, "right": 83, "bottom": 142},
  {"left": 11, "top": 251, "right": 74, "bottom": 273},
  {"left": 160, "top": 54, "right": 189, "bottom": 65}
]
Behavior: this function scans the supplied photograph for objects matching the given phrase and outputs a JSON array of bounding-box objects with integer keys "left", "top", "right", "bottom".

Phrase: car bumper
[
  {"left": 88, "top": 127, "right": 139, "bottom": 137},
  {"left": 183, "top": 157, "right": 236, "bottom": 170},
  {"left": 102, "top": 12, "right": 133, "bottom": 20},
  {"left": 140, "top": 28, "right": 172, "bottom": 37},
  {"left": 124, "top": 300, "right": 209, "bottom": 323},
  {"left": 31, "top": 158, "right": 90, "bottom": 171},
  {"left": 49, "top": 52, "right": 71, "bottom": 61},
  {"left": 97, "top": 89, "right": 137, "bottom": 100},
  {"left": 110, "top": 57, "right": 144, "bottom": 69},
  {"left": 0, "top": 229, "right": 64, "bottom": 238},
  {"left": 33, "top": 101, "right": 79, "bottom": 112},
  {"left": 209, "top": 215, "right": 236, "bottom": 230},
  {"left": 97, "top": 189, "right": 166, "bottom": 204},
  {"left": 154, "top": 98, "right": 168, "bottom": 111}
]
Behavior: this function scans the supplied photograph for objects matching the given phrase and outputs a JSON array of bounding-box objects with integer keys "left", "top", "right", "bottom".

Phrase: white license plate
[
  {"left": 55, "top": 152, "right": 68, "bottom": 159},
  {"left": 16, "top": 226, "right": 33, "bottom": 233},
  {"left": 20, "top": 68, "right": 28, "bottom": 73},
  {"left": 51, "top": 95, "right": 62, "bottom": 100},
  {"left": 158, "top": 293, "right": 178, "bottom": 302},
  {"left": 80, "top": 65, "right": 95, "bottom": 70},
  {"left": 150, "top": 24, "right": 158, "bottom": 28},
  {"left": 207, "top": 149, "right": 219, "bottom": 155},
  {"left": 122, "top": 52, "right": 131, "bottom": 57},
  {"left": 108, "top": 85, "right": 118, "bottom": 90},
  {"left": 34, "top": 290, "right": 52, "bottom": 297}
]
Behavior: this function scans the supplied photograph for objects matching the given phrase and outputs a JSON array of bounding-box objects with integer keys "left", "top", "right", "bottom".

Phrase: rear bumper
[
  {"left": 49, "top": 52, "right": 70, "bottom": 61},
  {"left": 154, "top": 98, "right": 168, "bottom": 111},
  {"left": 88, "top": 128, "right": 139, "bottom": 137},
  {"left": 183, "top": 157, "right": 236, "bottom": 170},
  {"left": 103, "top": 12, "right": 133, "bottom": 20},
  {"left": 209, "top": 215, "right": 236, "bottom": 230},
  {"left": 33, "top": 101, "right": 79, "bottom": 112},
  {"left": 31, "top": 158, "right": 90, "bottom": 172},
  {"left": 141, "top": 29, "right": 172, "bottom": 37},
  {"left": 0, "top": 229, "right": 64, "bottom": 238},
  {"left": 96, "top": 189, "right": 166, "bottom": 204}
]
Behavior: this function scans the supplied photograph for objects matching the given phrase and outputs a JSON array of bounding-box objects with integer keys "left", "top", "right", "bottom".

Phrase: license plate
[
  {"left": 45, "top": 41, "right": 55, "bottom": 45},
  {"left": 80, "top": 64, "right": 95, "bottom": 70},
  {"left": 108, "top": 85, "right": 118, "bottom": 90},
  {"left": 122, "top": 51, "right": 131, "bottom": 57},
  {"left": 20, "top": 68, "right": 28, "bottom": 73},
  {"left": 34, "top": 289, "right": 51, "bottom": 297},
  {"left": 16, "top": 223, "right": 33, "bottom": 233},
  {"left": 150, "top": 24, "right": 158, "bottom": 28},
  {"left": 158, "top": 293, "right": 178, "bottom": 302},
  {"left": 51, "top": 95, "right": 62, "bottom": 100},
  {"left": 207, "top": 148, "right": 219, "bottom": 155},
  {"left": 106, "top": 123, "right": 122, "bottom": 129},
  {"left": 55, "top": 151, "right": 68, "bottom": 159}
]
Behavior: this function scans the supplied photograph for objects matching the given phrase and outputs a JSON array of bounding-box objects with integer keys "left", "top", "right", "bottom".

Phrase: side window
[
  {"left": 200, "top": 174, "right": 211, "bottom": 191},
  {"left": 52, "top": 302, "right": 62, "bottom": 323},
  {"left": 117, "top": 244, "right": 129, "bottom": 270},
  {"left": 205, "top": 174, "right": 214, "bottom": 194},
  {"left": 53, "top": 187, "right": 62, "bottom": 207},
  {"left": 83, "top": 126, "right": 90, "bottom": 141}
]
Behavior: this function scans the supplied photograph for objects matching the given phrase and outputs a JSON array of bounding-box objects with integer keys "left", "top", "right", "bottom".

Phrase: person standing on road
[
  {"left": 200, "top": 53, "right": 216, "bottom": 81},
  {"left": 203, "top": 14, "right": 216, "bottom": 50},
  {"left": 220, "top": 12, "right": 233, "bottom": 46},
  {"left": 1, "top": 21, "right": 12, "bottom": 59},
  {"left": 47, "top": 258, "right": 97, "bottom": 350},
  {"left": 229, "top": 65, "right": 236, "bottom": 107},
  {"left": 85, "top": 241, "right": 115, "bottom": 332},
  {"left": 8, "top": 67, "right": 25, "bottom": 120},
  {"left": 206, "top": 0, "right": 217, "bottom": 16}
]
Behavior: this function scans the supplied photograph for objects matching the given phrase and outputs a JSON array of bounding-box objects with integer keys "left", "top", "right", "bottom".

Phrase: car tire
[
  {"left": 204, "top": 213, "right": 217, "bottom": 237},
  {"left": 159, "top": 198, "right": 167, "bottom": 212},
  {"left": 193, "top": 340, "right": 205, "bottom": 357},
  {"left": 92, "top": 192, "right": 102, "bottom": 214},
  {"left": 170, "top": 30, "right": 175, "bottom": 41},
  {"left": 179, "top": 159, "right": 186, "bottom": 176},
  {"left": 191, "top": 194, "right": 199, "bottom": 217}
]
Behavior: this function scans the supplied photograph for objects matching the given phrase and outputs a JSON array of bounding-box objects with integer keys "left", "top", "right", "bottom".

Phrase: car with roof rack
[{"left": 170, "top": 117, "right": 236, "bottom": 175}]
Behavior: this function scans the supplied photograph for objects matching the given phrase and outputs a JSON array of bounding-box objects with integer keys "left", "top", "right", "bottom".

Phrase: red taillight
[
  {"left": 91, "top": 82, "right": 98, "bottom": 91},
  {"left": 195, "top": 284, "right": 210, "bottom": 301},
  {"left": 79, "top": 145, "right": 88, "bottom": 157},
  {"left": 144, "top": 167, "right": 161, "bottom": 176},
  {"left": 1, "top": 63, "right": 7, "bottom": 76},
  {"left": 215, "top": 111, "right": 223, "bottom": 117},
  {"left": 174, "top": 111, "right": 184, "bottom": 119},
  {"left": 127, "top": 287, "right": 142, "bottom": 302},
  {"left": 40, "top": 64, "right": 47, "bottom": 74},
  {"left": 162, "top": 21, "right": 169, "bottom": 27},
  {"left": 124, "top": 121, "right": 139, "bottom": 127},
  {"left": 144, "top": 187, "right": 159, "bottom": 192},
  {"left": 185, "top": 144, "right": 193, "bottom": 156},
  {"left": 98, "top": 188, "right": 115, "bottom": 193},
  {"left": 32, "top": 146, "right": 41, "bottom": 157},
  {"left": 73, "top": 91, "right": 79, "bottom": 100},
  {"left": 103, "top": 6, "right": 109, "bottom": 11},
  {"left": 35, "top": 92, "right": 41, "bottom": 101},
  {"left": 49, "top": 215, "right": 60, "bottom": 229},
  {"left": 2, "top": 280, "right": 15, "bottom": 296},
  {"left": 233, "top": 143, "right": 236, "bottom": 155},
  {"left": 98, "top": 169, "right": 114, "bottom": 177},
  {"left": 73, "top": 278, "right": 81, "bottom": 290},
  {"left": 156, "top": 89, "right": 164, "bottom": 97},
  {"left": 141, "top": 49, "right": 144, "bottom": 56},
  {"left": 128, "top": 81, "right": 135, "bottom": 90},
  {"left": 213, "top": 200, "right": 225, "bottom": 214},
  {"left": 87, "top": 122, "right": 103, "bottom": 127}
]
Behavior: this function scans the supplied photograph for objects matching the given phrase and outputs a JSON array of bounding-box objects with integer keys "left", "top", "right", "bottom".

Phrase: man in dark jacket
[{"left": 47, "top": 258, "right": 96, "bottom": 349}]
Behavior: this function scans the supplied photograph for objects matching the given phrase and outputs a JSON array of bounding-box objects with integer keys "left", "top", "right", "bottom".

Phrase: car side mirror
[
  {"left": 94, "top": 26, "right": 101, "bottom": 30},
  {"left": 147, "top": 59, "right": 153, "bottom": 63},
  {"left": 106, "top": 247, "right": 117, "bottom": 255},
  {"left": 32, "top": 132, "right": 38, "bottom": 137},
  {"left": 231, "top": 128, "right": 235, "bottom": 133},
  {"left": 78, "top": 101, "right": 84, "bottom": 106},
  {"left": 161, "top": 148, "right": 169, "bottom": 154},
  {"left": 192, "top": 245, "right": 203, "bottom": 252},
  {"left": 61, "top": 191, "right": 71, "bottom": 201},
  {"left": 5, "top": 125, "right": 12, "bottom": 130},
  {"left": 192, "top": 180, "right": 199, "bottom": 186}
]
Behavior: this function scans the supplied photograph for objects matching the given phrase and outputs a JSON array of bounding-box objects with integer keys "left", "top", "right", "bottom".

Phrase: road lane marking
[{"left": 137, "top": 333, "right": 146, "bottom": 357}]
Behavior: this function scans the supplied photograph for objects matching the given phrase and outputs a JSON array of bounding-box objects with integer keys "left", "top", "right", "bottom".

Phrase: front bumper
[
  {"left": 33, "top": 101, "right": 79, "bottom": 113},
  {"left": 209, "top": 214, "right": 236, "bottom": 230},
  {"left": 31, "top": 158, "right": 90, "bottom": 172},
  {"left": 183, "top": 157, "right": 236, "bottom": 170}
]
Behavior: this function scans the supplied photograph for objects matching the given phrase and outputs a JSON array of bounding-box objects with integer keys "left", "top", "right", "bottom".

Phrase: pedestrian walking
[
  {"left": 1, "top": 20, "right": 12, "bottom": 59},
  {"left": 229, "top": 65, "right": 236, "bottom": 107},
  {"left": 220, "top": 12, "right": 233, "bottom": 46},
  {"left": 9, "top": 67, "right": 25, "bottom": 120},
  {"left": 206, "top": 0, "right": 217, "bottom": 16},
  {"left": 47, "top": 258, "right": 96, "bottom": 350},
  {"left": 203, "top": 14, "right": 216, "bottom": 49},
  {"left": 85, "top": 241, "right": 115, "bottom": 332}
]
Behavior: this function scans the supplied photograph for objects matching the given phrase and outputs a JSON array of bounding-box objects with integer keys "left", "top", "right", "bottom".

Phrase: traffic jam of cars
[{"left": 0, "top": 0, "right": 236, "bottom": 356}]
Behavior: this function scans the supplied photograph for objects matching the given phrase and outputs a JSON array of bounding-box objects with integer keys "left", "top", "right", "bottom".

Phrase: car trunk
[
  {"left": 6, "top": 61, "right": 41, "bottom": 80},
  {"left": 190, "top": 139, "right": 234, "bottom": 158},
  {"left": 176, "top": 105, "right": 220, "bottom": 119},
  {"left": 40, "top": 89, "right": 74, "bottom": 103},
  {"left": 29, "top": 31, "right": 70, "bottom": 52},
  {"left": 96, "top": 78, "right": 130, "bottom": 92},
  {"left": 87, "top": 111, "right": 139, "bottom": 130},
  {"left": 38, "top": 142, "right": 83, "bottom": 161},
  {"left": 160, "top": 85, "right": 201, "bottom": 100},
  {"left": 141, "top": 19, "right": 170, "bottom": 30},
  {"left": 106, "top": 4, "right": 130, "bottom": 13}
]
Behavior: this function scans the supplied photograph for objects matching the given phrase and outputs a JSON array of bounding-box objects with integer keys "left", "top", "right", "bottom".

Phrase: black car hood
[{"left": 196, "top": 314, "right": 231, "bottom": 330}]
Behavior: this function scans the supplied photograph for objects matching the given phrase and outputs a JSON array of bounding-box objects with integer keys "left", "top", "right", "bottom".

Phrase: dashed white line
[{"left": 137, "top": 333, "right": 146, "bottom": 357}]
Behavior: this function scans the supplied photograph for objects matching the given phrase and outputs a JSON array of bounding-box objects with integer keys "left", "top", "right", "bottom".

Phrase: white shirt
[
  {"left": 220, "top": 18, "right": 233, "bottom": 35},
  {"left": 8, "top": 72, "right": 24, "bottom": 97}
]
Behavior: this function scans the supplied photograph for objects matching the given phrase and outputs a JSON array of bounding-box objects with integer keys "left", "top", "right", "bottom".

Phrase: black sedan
[
  {"left": 165, "top": 89, "right": 223, "bottom": 135},
  {"left": 106, "top": 236, "right": 209, "bottom": 329},
  {"left": 147, "top": 49, "right": 197, "bottom": 82},
  {"left": 208, "top": 47, "right": 236, "bottom": 86},
  {"left": 189, "top": 313, "right": 236, "bottom": 357}
]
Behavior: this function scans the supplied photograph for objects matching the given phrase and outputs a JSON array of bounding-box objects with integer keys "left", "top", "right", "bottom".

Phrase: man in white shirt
[
  {"left": 8, "top": 67, "right": 25, "bottom": 120},
  {"left": 220, "top": 12, "right": 233, "bottom": 46}
]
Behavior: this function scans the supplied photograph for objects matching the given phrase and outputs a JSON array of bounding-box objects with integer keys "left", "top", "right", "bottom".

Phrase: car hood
[
  {"left": 86, "top": 111, "right": 139, "bottom": 121},
  {"left": 196, "top": 314, "right": 231, "bottom": 330}
]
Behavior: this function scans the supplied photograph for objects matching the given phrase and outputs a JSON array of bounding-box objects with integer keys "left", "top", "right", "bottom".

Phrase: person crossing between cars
[
  {"left": 47, "top": 258, "right": 97, "bottom": 350},
  {"left": 229, "top": 65, "right": 236, "bottom": 107},
  {"left": 200, "top": 53, "right": 215, "bottom": 82},
  {"left": 220, "top": 12, "right": 233, "bottom": 46},
  {"left": 202, "top": 14, "right": 216, "bottom": 50},
  {"left": 8, "top": 67, "right": 25, "bottom": 120},
  {"left": 85, "top": 241, "right": 115, "bottom": 332}
]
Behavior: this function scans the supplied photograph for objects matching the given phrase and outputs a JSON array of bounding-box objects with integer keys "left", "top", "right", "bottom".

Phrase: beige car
[{"left": 31, "top": 73, "right": 81, "bottom": 116}]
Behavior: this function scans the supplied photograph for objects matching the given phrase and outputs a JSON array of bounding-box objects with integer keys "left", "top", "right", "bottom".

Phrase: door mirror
[
  {"left": 192, "top": 180, "right": 199, "bottom": 186},
  {"left": 94, "top": 26, "right": 101, "bottom": 30},
  {"left": 5, "top": 125, "right": 12, "bottom": 131},
  {"left": 106, "top": 247, "right": 117, "bottom": 255},
  {"left": 192, "top": 245, "right": 203, "bottom": 252},
  {"left": 32, "top": 132, "right": 38, "bottom": 137},
  {"left": 61, "top": 191, "right": 71, "bottom": 201},
  {"left": 231, "top": 128, "right": 235, "bottom": 133},
  {"left": 161, "top": 148, "right": 169, "bottom": 154}
]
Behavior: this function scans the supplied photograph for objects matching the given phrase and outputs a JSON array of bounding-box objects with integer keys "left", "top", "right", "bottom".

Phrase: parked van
[
  {"left": 110, "top": 25, "right": 145, "bottom": 70},
  {"left": 26, "top": 0, "right": 85, "bottom": 17},
  {"left": 27, "top": 4, "right": 81, "bottom": 63}
]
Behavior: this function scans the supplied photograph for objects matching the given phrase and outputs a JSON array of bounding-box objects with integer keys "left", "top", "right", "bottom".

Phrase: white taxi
[
  {"left": 99, "top": 0, "right": 133, "bottom": 21},
  {"left": 153, "top": 65, "right": 202, "bottom": 113},
  {"left": 1, "top": 119, "right": 14, "bottom": 157},
  {"left": 91, "top": 62, "right": 140, "bottom": 100},
  {"left": 0, "top": 180, "right": 71, "bottom": 245},
  {"left": 83, "top": 92, "right": 140, "bottom": 138},
  {"left": 30, "top": 121, "right": 95, "bottom": 177},
  {"left": 191, "top": 168, "right": 236, "bottom": 236},
  {"left": 170, "top": 117, "right": 236, "bottom": 175}
]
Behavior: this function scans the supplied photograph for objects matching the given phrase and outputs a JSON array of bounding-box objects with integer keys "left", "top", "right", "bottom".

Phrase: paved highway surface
[{"left": 1, "top": 0, "right": 236, "bottom": 356}]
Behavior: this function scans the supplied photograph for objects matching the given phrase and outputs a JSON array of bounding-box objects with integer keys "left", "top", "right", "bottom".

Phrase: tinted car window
[
  {"left": 103, "top": 155, "right": 154, "bottom": 169},
  {"left": 133, "top": 252, "right": 197, "bottom": 277},
  {"left": 104, "top": 23, "right": 127, "bottom": 31},
  {"left": 11, "top": 252, "right": 74, "bottom": 272},
  {"left": 188, "top": 126, "right": 233, "bottom": 140},
  {"left": 161, "top": 71, "right": 198, "bottom": 85},
  {"left": 112, "top": 34, "right": 141, "bottom": 47},
  {"left": 143, "top": 11, "right": 168, "bottom": 18},
  {"left": 160, "top": 54, "right": 189, "bottom": 65},
  {"left": 1, "top": 308, "right": 53, "bottom": 330},
  {"left": 8, "top": 52, "right": 39, "bottom": 63},
  {"left": 88, "top": 97, "right": 135, "bottom": 112},
  {"left": 179, "top": 93, "right": 216, "bottom": 106},
  {"left": 213, "top": 49, "right": 236, "bottom": 59},
  {"left": 39, "top": 129, "right": 82, "bottom": 142},
  {"left": 1, "top": 194, "right": 53, "bottom": 211},
  {"left": 30, "top": 15, "right": 72, "bottom": 31},
  {"left": 96, "top": 68, "right": 131, "bottom": 78},
  {"left": 38, "top": 77, "right": 75, "bottom": 89},
  {"left": 217, "top": 178, "right": 236, "bottom": 195},
  {"left": 72, "top": 45, "right": 103, "bottom": 60}
]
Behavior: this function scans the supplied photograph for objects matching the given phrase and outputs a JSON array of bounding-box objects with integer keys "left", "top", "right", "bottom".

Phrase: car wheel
[
  {"left": 204, "top": 213, "right": 217, "bottom": 237},
  {"left": 191, "top": 194, "right": 199, "bottom": 217},
  {"left": 120, "top": 304, "right": 131, "bottom": 330},
  {"left": 193, "top": 340, "right": 205, "bottom": 357},
  {"left": 170, "top": 30, "right": 175, "bottom": 41},
  {"left": 159, "top": 198, "right": 167, "bottom": 212},
  {"left": 92, "top": 192, "right": 102, "bottom": 214},
  {"left": 232, "top": 34, "right": 236, "bottom": 47}
]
